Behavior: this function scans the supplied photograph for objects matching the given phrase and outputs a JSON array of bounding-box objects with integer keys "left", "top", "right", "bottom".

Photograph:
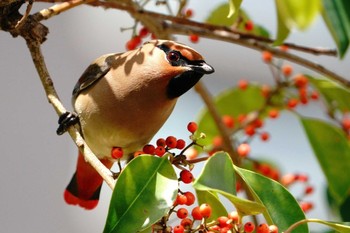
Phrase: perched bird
[{"left": 57, "top": 40, "right": 214, "bottom": 210}]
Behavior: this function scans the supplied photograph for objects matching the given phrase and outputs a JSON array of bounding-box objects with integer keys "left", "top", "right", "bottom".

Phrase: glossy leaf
[
  {"left": 303, "top": 219, "right": 350, "bottom": 232},
  {"left": 197, "top": 85, "right": 265, "bottom": 145},
  {"left": 307, "top": 75, "right": 350, "bottom": 113},
  {"left": 321, "top": 0, "right": 350, "bottom": 58},
  {"left": 275, "top": 0, "right": 321, "bottom": 44},
  {"left": 301, "top": 118, "right": 350, "bottom": 204},
  {"left": 193, "top": 152, "right": 265, "bottom": 216},
  {"left": 206, "top": 3, "right": 236, "bottom": 26},
  {"left": 234, "top": 166, "right": 308, "bottom": 233},
  {"left": 228, "top": 0, "right": 243, "bottom": 18},
  {"left": 275, "top": 0, "right": 320, "bottom": 29},
  {"left": 103, "top": 155, "right": 178, "bottom": 233}
]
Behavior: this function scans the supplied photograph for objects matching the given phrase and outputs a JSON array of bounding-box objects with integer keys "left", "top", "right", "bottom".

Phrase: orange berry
[
  {"left": 222, "top": 115, "right": 235, "bottom": 128},
  {"left": 244, "top": 222, "right": 255, "bottom": 233},
  {"left": 282, "top": 64, "right": 293, "bottom": 76},
  {"left": 237, "top": 143, "right": 250, "bottom": 157},
  {"left": 280, "top": 45, "right": 289, "bottom": 52},
  {"left": 260, "top": 132, "right": 270, "bottom": 141},
  {"left": 228, "top": 211, "right": 239, "bottom": 222},
  {"left": 244, "top": 125, "right": 256, "bottom": 136},
  {"left": 184, "top": 191, "right": 196, "bottom": 206},
  {"left": 213, "top": 136, "right": 223, "bottom": 147},
  {"left": 257, "top": 223, "right": 270, "bottom": 233},
  {"left": 342, "top": 117, "right": 350, "bottom": 130},
  {"left": 191, "top": 206, "right": 203, "bottom": 220},
  {"left": 184, "top": 8, "right": 193, "bottom": 18},
  {"left": 287, "top": 98, "right": 299, "bottom": 109},
  {"left": 180, "top": 218, "right": 193, "bottom": 228},
  {"left": 199, "top": 203, "right": 212, "bottom": 218},
  {"left": 300, "top": 202, "right": 313, "bottom": 212},
  {"left": 185, "top": 147, "right": 198, "bottom": 160},
  {"left": 294, "top": 74, "right": 308, "bottom": 88},
  {"left": 310, "top": 90, "right": 319, "bottom": 100},
  {"left": 268, "top": 109, "right": 279, "bottom": 119},
  {"left": 189, "top": 34, "right": 199, "bottom": 43},
  {"left": 177, "top": 207, "right": 189, "bottom": 219},
  {"left": 134, "top": 150, "right": 143, "bottom": 157},
  {"left": 262, "top": 51, "right": 273, "bottom": 63},
  {"left": 238, "top": 79, "right": 249, "bottom": 90},
  {"left": 125, "top": 36, "right": 141, "bottom": 50}
]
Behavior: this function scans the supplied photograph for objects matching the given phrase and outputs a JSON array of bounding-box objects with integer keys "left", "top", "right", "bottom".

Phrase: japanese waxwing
[{"left": 57, "top": 40, "right": 214, "bottom": 209}]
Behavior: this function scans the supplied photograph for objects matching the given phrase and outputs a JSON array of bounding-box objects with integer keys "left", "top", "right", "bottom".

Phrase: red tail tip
[{"left": 64, "top": 190, "right": 98, "bottom": 210}]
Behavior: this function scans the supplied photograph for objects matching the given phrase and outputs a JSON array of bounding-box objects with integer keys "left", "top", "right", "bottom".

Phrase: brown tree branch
[{"left": 25, "top": 39, "right": 116, "bottom": 190}]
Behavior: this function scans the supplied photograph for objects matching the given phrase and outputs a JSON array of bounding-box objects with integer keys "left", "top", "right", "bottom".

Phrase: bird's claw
[{"left": 56, "top": 112, "right": 79, "bottom": 135}]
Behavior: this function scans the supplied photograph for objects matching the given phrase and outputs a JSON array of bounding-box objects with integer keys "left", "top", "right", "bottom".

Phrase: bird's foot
[{"left": 56, "top": 112, "right": 79, "bottom": 135}]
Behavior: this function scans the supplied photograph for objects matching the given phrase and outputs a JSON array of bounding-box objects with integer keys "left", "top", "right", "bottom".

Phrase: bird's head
[{"left": 138, "top": 40, "right": 215, "bottom": 98}]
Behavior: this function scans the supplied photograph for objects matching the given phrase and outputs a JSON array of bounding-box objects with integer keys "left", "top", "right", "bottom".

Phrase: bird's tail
[{"left": 64, "top": 152, "right": 113, "bottom": 210}]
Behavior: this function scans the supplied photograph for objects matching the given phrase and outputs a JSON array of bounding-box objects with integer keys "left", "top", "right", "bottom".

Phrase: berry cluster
[
  {"left": 157, "top": 201, "right": 279, "bottom": 233},
  {"left": 125, "top": 26, "right": 155, "bottom": 51},
  {"left": 281, "top": 173, "right": 314, "bottom": 213}
]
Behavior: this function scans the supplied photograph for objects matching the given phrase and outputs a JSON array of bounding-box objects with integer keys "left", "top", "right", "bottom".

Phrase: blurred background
[{"left": 0, "top": 0, "right": 349, "bottom": 232}]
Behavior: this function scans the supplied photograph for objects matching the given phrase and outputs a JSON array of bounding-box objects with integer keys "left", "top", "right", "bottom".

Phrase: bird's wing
[{"left": 72, "top": 53, "right": 116, "bottom": 100}]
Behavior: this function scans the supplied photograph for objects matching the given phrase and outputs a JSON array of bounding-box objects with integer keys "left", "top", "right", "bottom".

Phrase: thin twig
[
  {"left": 25, "top": 39, "right": 116, "bottom": 190},
  {"left": 15, "top": 0, "right": 33, "bottom": 29},
  {"left": 194, "top": 81, "right": 239, "bottom": 165}
]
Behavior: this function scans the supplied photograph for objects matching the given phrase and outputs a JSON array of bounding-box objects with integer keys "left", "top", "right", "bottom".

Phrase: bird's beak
[{"left": 189, "top": 61, "right": 215, "bottom": 74}]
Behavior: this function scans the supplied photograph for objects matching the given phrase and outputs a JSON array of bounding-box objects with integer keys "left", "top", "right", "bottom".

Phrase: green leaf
[
  {"left": 307, "top": 75, "right": 350, "bottom": 113},
  {"left": 196, "top": 190, "right": 228, "bottom": 221},
  {"left": 234, "top": 166, "right": 308, "bottom": 233},
  {"left": 228, "top": 0, "right": 243, "bottom": 18},
  {"left": 274, "top": 0, "right": 290, "bottom": 44},
  {"left": 302, "top": 219, "right": 350, "bottom": 233},
  {"left": 301, "top": 118, "right": 350, "bottom": 204},
  {"left": 321, "top": 0, "right": 350, "bottom": 58},
  {"left": 103, "top": 155, "right": 178, "bottom": 233},
  {"left": 193, "top": 152, "right": 265, "bottom": 216},
  {"left": 275, "top": 0, "right": 321, "bottom": 30},
  {"left": 206, "top": 3, "right": 236, "bottom": 26},
  {"left": 197, "top": 85, "right": 265, "bottom": 145}
]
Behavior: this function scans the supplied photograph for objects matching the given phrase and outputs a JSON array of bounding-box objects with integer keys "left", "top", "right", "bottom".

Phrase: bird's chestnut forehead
[{"left": 146, "top": 40, "right": 204, "bottom": 61}]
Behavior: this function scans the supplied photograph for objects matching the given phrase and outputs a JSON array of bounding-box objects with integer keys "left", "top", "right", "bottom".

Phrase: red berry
[
  {"left": 173, "top": 225, "right": 185, "bottom": 233},
  {"left": 180, "top": 218, "right": 193, "bottom": 228},
  {"left": 199, "top": 203, "right": 212, "bottom": 218},
  {"left": 281, "top": 173, "right": 297, "bottom": 186},
  {"left": 297, "top": 174, "right": 309, "bottom": 182},
  {"left": 191, "top": 206, "right": 203, "bottom": 220},
  {"left": 294, "top": 74, "right": 308, "bottom": 88},
  {"left": 184, "top": 8, "right": 193, "bottom": 18},
  {"left": 228, "top": 211, "right": 239, "bottom": 223},
  {"left": 304, "top": 185, "right": 314, "bottom": 195},
  {"left": 237, "top": 143, "right": 250, "bottom": 157},
  {"left": 154, "top": 146, "right": 166, "bottom": 157},
  {"left": 176, "top": 139, "right": 186, "bottom": 150},
  {"left": 244, "top": 20, "right": 254, "bottom": 31},
  {"left": 244, "top": 125, "right": 256, "bottom": 136},
  {"left": 175, "top": 194, "right": 188, "bottom": 205},
  {"left": 189, "top": 34, "right": 199, "bottom": 43},
  {"left": 217, "top": 216, "right": 230, "bottom": 228},
  {"left": 184, "top": 191, "right": 196, "bottom": 206},
  {"left": 156, "top": 138, "right": 166, "bottom": 147},
  {"left": 253, "top": 118, "right": 264, "bottom": 128},
  {"left": 260, "top": 132, "right": 270, "bottom": 141},
  {"left": 138, "top": 27, "right": 149, "bottom": 38},
  {"left": 142, "top": 144, "right": 155, "bottom": 154},
  {"left": 111, "top": 147, "right": 123, "bottom": 159},
  {"left": 126, "top": 36, "right": 141, "bottom": 50},
  {"left": 300, "top": 202, "right": 313, "bottom": 212},
  {"left": 310, "top": 90, "right": 319, "bottom": 100},
  {"left": 187, "top": 122, "right": 198, "bottom": 134},
  {"left": 257, "top": 223, "right": 270, "bottom": 233},
  {"left": 262, "top": 51, "right": 273, "bottom": 63},
  {"left": 222, "top": 115, "right": 235, "bottom": 128},
  {"left": 280, "top": 45, "right": 289, "bottom": 52},
  {"left": 244, "top": 222, "right": 255, "bottom": 233},
  {"left": 282, "top": 64, "right": 293, "bottom": 76},
  {"left": 180, "top": 170, "right": 194, "bottom": 184},
  {"left": 287, "top": 98, "right": 299, "bottom": 109},
  {"left": 213, "top": 136, "right": 223, "bottom": 147},
  {"left": 342, "top": 117, "right": 350, "bottom": 130},
  {"left": 268, "top": 109, "right": 279, "bottom": 119},
  {"left": 166, "top": 136, "right": 177, "bottom": 148},
  {"left": 269, "top": 225, "right": 279, "bottom": 233},
  {"left": 238, "top": 79, "right": 249, "bottom": 90},
  {"left": 177, "top": 207, "right": 189, "bottom": 219}
]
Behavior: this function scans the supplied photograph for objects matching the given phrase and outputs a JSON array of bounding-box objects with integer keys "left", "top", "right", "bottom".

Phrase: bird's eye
[{"left": 167, "top": 51, "right": 180, "bottom": 62}]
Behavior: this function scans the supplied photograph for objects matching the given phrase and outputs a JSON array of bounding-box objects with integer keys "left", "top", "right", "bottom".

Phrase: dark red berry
[
  {"left": 180, "top": 170, "right": 194, "bottom": 184},
  {"left": 142, "top": 144, "right": 155, "bottom": 154},
  {"left": 176, "top": 207, "right": 189, "bottom": 219},
  {"left": 187, "top": 122, "right": 198, "bottom": 134},
  {"left": 176, "top": 139, "right": 186, "bottom": 150},
  {"left": 166, "top": 136, "right": 177, "bottom": 148},
  {"left": 111, "top": 147, "right": 123, "bottom": 159},
  {"left": 154, "top": 146, "right": 166, "bottom": 157}
]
